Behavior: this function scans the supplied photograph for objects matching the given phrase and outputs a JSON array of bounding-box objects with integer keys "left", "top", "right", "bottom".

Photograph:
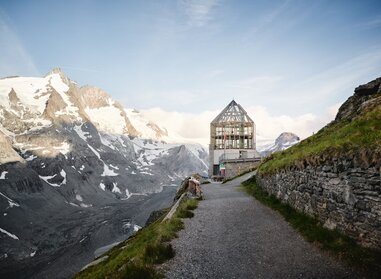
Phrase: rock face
[
  {"left": 0, "top": 132, "right": 24, "bottom": 164},
  {"left": 257, "top": 77, "right": 381, "bottom": 249},
  {"left": 0, "top": 69, "right": 208, "bottom": 278},
  {"left": 258, "top": 132, "right": 300, "bottom": 157},
  {"left": 335, "top": 77, "right": 381, "bottom": 122}
]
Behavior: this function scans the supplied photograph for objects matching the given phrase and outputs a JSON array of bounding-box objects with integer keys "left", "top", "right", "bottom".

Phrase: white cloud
[
  {"left": 138, "top": 103, "right": 340, "bottom": 147},
  {"left": 179, "top": 0, "right": 219, "bottom": 27},
  {"left": 246, "top": 104, "right": 340, "bottom": 146},
  {"left": 0, "top": 14, "right": 39, "bottom": 77}
]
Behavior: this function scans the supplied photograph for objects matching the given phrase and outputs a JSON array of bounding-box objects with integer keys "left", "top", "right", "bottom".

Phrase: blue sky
[{"left": 1, "top": 0, "right": 381, "bottom": 144}]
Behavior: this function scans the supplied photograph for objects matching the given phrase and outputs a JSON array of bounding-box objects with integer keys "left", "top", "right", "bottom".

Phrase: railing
[{"left": 218, "top": 153, "right": 261, "bottom": 163}]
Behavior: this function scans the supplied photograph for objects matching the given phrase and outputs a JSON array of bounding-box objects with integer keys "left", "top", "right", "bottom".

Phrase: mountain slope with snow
[
  {"left": 0, "top": 68, "right": 208, "bottom": 278},
  {"left": 258, "top": 132, "right": 300, "bottom": 157}
]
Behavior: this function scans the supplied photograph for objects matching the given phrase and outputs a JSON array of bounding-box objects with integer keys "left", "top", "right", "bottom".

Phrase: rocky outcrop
[
  {"left": 0, "top": 132, "right": 24, "bottom": 164},
  {"left": 42, "top": 88, "right": 67, "bottom": 120},
  {"left": 335, "top": 77, "right": 381, "bottom": 122},
  {"left": 146, "top": 121, "right": 168, "bottom": 139}
]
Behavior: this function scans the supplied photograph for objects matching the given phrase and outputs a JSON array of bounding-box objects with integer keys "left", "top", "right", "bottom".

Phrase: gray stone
[{"left": 257, "top": 157, "right": 381, "bottom": 249}]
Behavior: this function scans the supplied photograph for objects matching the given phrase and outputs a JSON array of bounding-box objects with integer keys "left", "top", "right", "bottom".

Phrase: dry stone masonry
[{"left": 257, "top": 158, "right": 381, "bottom": 249}]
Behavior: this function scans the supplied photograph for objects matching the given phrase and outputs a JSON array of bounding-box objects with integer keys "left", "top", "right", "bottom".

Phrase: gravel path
[{"left": 163, "top": 172, "right": 364, "bottom": 279}]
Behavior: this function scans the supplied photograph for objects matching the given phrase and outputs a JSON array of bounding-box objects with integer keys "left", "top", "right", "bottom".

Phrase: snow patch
[
  {"left": 39, "top": 170, "right": 66, "bottom": 187},
  {"left": 124, "top": 188, "right": 132, "bottom": 199},
  {"left": 75, "top": 194, "right": 83, "bottom": 202},
  {"left": 85, "top": 105, "right": 126, "bottom": 135},
  {"left": 87, "top": 144, "right": 101, "bottom": 159},
  {"left": 125, "top": 108, "right": 168, "bottom": 141},
  {"left": 99, "top": 183, "right": 106, "bottom": 191},
  {"left": 0, "top": 76, "right": 50, "bottom": 113},
  {"left": 109, "top": 164, "right": 119, "bottom": 170},
  {"left": 53, "top": 141, "right": 71, "bottom": 155},
  {"left": 102, "top": 164, "right": 118, "bottom": 177},
  {"left": 0, "top": 171, "right": 8, "bottom": 179},
  {"left": 99, "top": 134, "right": 116, "bottom": 150},
  {"left": 0, "top": 191, "right": 20, "bottom": 208},
  {"left": 73, "top": 125, "right": 90, "bottom": 141},
  {"left": 25, "top": 154, "right": 37, "bottom": 161},
  {"left": 79, "top": 203, "right": 92, "bottom": 208},
  {"left": 112, "top": 183, "right": 121, "bottom": 194},
  {"left": 60, "top": 169, "right": 67, "bottom": 185},
  {"left": 0, "top": 228, "right": 19, "bottom": 240}
]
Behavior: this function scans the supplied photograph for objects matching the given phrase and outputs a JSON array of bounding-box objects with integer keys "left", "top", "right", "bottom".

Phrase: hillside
[
  {"left": 259, "top": 77, "right": 381, "bottom": 175},
  {"left": 256, "top": 77, "right": 381, "bottom": 251}
]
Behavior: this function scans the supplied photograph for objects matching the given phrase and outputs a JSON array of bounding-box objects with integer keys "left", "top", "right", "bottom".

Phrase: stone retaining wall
[
  {"left": 257, "top": 159, "right": 381, "bottom": 249},
  {"left": 225, "top": 161, "right": 260, "bottom": 178}
]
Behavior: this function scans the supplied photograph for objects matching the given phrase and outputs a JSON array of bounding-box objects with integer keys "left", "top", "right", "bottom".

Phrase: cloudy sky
[{"left": 1, "top": 0, "right": 381, "bottom": 146}]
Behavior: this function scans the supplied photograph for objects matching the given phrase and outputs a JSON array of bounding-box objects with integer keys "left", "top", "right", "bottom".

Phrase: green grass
[
  {"left": 259, "top": 106, "right": 381, "bottom": 175},
  {"left": 242, "top": 176, "right": 381, "bottom": 275},
  {"left": 74, "top": 198, "right": 200, "bottom": 279}
]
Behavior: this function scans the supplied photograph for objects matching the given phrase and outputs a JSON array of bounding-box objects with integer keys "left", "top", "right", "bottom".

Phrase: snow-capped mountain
[
  {"left": 258, "top": 132, "right": 300, "bottom": 157},
  {"left": 0, "top": 68, "right": 208, "bottom": 278}
]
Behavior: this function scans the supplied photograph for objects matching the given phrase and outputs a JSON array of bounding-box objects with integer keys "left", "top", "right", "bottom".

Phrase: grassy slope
[
  {"left": 74, "top": 198, "right": 199, "bottom": 279},
  {"left": 259, "top": 106, "right": 381, "bottom": 175},
  {"left": 242, "top": 176, "right": 381, "bottom": 275}
]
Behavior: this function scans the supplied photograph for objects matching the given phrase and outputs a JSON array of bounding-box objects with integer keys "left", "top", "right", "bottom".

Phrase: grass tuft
[
  {"left": 115, "top": 263, "right": 161, "bottom": 279},
  {"left": 242, "top": 176, "right": 381, "bottom": 276},
  {"left": 143, "top": 243, "right": 175, "bottom": 264},
  {"left": 74, "top": 198, "right": 200, "bottom": 279}
]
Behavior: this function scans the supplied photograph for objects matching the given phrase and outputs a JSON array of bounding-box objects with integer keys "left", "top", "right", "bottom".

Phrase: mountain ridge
[{"left": 0, "top": 69, "right": 208, "bottom": 278}]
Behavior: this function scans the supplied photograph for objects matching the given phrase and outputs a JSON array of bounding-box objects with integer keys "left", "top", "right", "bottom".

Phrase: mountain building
[{"left": 209, "top": 100, "right": 260, "bottom": 178}]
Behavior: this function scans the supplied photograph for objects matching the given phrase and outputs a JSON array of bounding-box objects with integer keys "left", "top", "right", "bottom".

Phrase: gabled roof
[{"left": 212, "top": 100, "right": 254, "bottom": 124}]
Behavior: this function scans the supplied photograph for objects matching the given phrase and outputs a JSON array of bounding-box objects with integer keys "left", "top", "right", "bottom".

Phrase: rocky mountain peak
[
  {"left": 45, "top": 67, "right": 66, "bottom": 77},
  {"left": 275, "top": 132, "right": 300, "bottom": 145},
  {"left": 335, "top": 77, "right": 381, "bottom": 122},
  {"left": 259, "top": 132, "right": 300, "bottom": 157},
  {"left": 45, "top": 68, "right": 71, "bottom": 85}
]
